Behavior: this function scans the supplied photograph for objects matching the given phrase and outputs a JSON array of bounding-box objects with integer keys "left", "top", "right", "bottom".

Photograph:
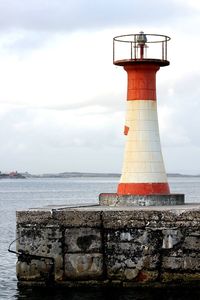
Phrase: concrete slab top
[
  {"left": 16, "top": 203, "right": 200, "bottom": 227},
  {"left": 20, "top": 203, "right": 200, "bottom": 213}
]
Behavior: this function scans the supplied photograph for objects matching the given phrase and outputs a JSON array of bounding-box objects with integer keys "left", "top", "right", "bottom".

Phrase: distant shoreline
[{"left": 1, "top": 171, "right": 200, "bottom": 179}]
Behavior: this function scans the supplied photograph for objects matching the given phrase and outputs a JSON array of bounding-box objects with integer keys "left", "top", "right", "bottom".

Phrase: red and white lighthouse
[
  {"left": 114, "top": 32, "right": 170, "bottom": 196},
  {"left": 100, "top": 32, "right": 184, "bottom": 206}
]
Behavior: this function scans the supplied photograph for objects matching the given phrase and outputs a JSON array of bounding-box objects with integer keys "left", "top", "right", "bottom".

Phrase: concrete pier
[{"left": 16, "top": 203, "right": 200, "bottom": 287}]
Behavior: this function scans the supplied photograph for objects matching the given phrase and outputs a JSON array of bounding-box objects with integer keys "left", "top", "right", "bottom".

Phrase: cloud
[
  {"left": 0, "top": 30, "right": 126, "bottom": 110},
  {"left": 158, "top": 71, "right": 200, "bottom": 143},
  {"left": 0, "top": 103, "right": 124, "bottom": 173},
  {"left": 155, "top": 70, "right": 200, "bottom": 174},
  {"left": 0, "top": 0, "right": 195, "bottom": 33},
  {"left": 0, "top": 0, "right": 200, "bottom": 174},
  {"left": 0, "top": 30, "right": 50, "bottom": 55}
]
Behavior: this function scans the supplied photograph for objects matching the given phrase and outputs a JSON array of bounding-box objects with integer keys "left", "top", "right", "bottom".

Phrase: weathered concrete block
[
  {"left": 123, "top": 271, "right": 159, "bottom": 284},
  {"left": 123, "top": 268, "right": 140, "bottom": 280},
  {"left": 17, "top": 225, "right": 63, "bottom": 281},
  {"left": 147, "top": 208, "right": 200, "bottom": 227},
  {"left": 183, "top": 235, "right": 200, "bottom": 250},
  {"left": 64, "top": 254, "right": 103, "bottom": 279},
  {"left": 106, "top": 242, "right": 142, "bottom": 254},
  {"left": 16, "top": 259, "right": 53, "bottom": 281},
  {"left": 16, "top": 210, "right": 53, "bottom": 225},
  {"left": 106, "top": 253, "right": 159, "bottom": 280},
  {"left": 177, "top": 210, "right": 200, "bottom": 221},
  {"left": 53, "top": 209, "right": 102, "bottom": 227},
  {"left": 65, "top": 228, "right": 102, "bottom": 253},
  {"left": 17, "top": 226, "right": 62, "bottom": 255},
  {"left": 162, "top": 257, "right": 182, "bottom": 270},
  {"left": 161, "top": 272, "right": 200, "bottom": 283},
  {"left": 142, "top": 255, "right": 160, "bottom": 270},
  {"left": 162, "top": 229, "right": 183, "bottom": 249},
  {"left": 106, "top": 228, "right": 146, "bottom": 243},
  {"left": 105, "top": 229, "right": 162, "bottom": 255},
  {"left": 162, "top": 256, "right": 200, "bottom": 271},
  {"left": 102, "top": 210, "right": 158, "bottom": 229}
]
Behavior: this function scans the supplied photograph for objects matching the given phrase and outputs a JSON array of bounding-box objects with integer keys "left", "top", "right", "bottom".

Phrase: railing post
[
  {"left": 162, "top": 41, "right": 164, "bottom": 60},
  {"left": 113, "top": 38, "right": 115, "bottom": 64},
  {"left": 134, "top": 34, "right": 136, "bottom": 59},
  {"left": 131, "top": 42, "right": 133, "bottom": 60}
]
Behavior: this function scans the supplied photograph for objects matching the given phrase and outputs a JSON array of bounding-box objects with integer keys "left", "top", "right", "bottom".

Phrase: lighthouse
[
  {"left": 115, "top": 32, "right": 170, "bottom": 195},
  {"left": 100, "top": 32, "right": 184, "bottom": 205}
]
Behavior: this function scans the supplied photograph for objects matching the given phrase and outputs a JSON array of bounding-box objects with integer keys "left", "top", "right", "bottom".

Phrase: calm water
[{"left": 0, "top": 176, "right": 200, "bottom": 300}]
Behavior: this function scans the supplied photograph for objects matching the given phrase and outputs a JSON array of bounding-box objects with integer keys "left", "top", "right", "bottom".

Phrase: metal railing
[{"left": 113, "top": 33, "right": 171, "bottom": 64}]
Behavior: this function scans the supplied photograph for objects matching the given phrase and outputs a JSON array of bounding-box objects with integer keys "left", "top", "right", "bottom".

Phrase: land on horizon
[{"left": 1, "top": 171, "right": 200, "bottom": 179}]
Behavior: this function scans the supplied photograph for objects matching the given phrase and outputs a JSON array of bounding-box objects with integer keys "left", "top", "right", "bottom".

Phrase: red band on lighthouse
[
  {"left": 117, "top": 183, "right": 170, "bottom": 195},
  {"left": 125, "top": 64, "right": 159, "bottom": 101}
]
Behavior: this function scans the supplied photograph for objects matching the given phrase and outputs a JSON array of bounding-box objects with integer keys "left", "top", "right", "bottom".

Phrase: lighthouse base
[{"left": 99, "top": 193, "right": 184, "bottom": 207}]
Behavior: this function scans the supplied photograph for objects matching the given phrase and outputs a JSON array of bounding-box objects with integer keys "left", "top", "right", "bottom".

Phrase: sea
[{"left": 0, "top": 175, "right": 200, "bottom": 300}]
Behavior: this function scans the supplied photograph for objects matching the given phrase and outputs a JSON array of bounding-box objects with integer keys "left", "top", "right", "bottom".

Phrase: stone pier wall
[{"left": 16, "top": 205, "right": 200, "bottom": 287}]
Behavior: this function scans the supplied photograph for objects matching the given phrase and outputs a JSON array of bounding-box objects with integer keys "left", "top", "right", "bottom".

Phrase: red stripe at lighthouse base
[{"left": 117, "top": 183, "right": 170, "bottom": 195}]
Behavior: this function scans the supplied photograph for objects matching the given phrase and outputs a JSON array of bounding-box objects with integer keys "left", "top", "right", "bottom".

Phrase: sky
[{"left": 0, "top": 0, "right": 200, "bottom": 175}]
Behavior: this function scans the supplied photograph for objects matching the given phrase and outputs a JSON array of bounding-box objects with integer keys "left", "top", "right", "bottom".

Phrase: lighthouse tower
[
  {"left": 100, "top": 32, "right": 184, "bottom": 206},
  {"left": 115, "top": 32, "right": 170, "bottom": 195},
  {"left": 99, "top": 31, "right": 184, "bottom": 206}
]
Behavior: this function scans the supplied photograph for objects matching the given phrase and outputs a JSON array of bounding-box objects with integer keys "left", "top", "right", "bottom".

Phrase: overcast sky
[{"left": 0, "top": 0, "right": 200, "bottom": 174}]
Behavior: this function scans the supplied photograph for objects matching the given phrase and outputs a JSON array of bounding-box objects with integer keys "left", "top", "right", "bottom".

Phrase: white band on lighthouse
[{"left": 117, "top": 99, "right": 169, "bottom": 195}]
